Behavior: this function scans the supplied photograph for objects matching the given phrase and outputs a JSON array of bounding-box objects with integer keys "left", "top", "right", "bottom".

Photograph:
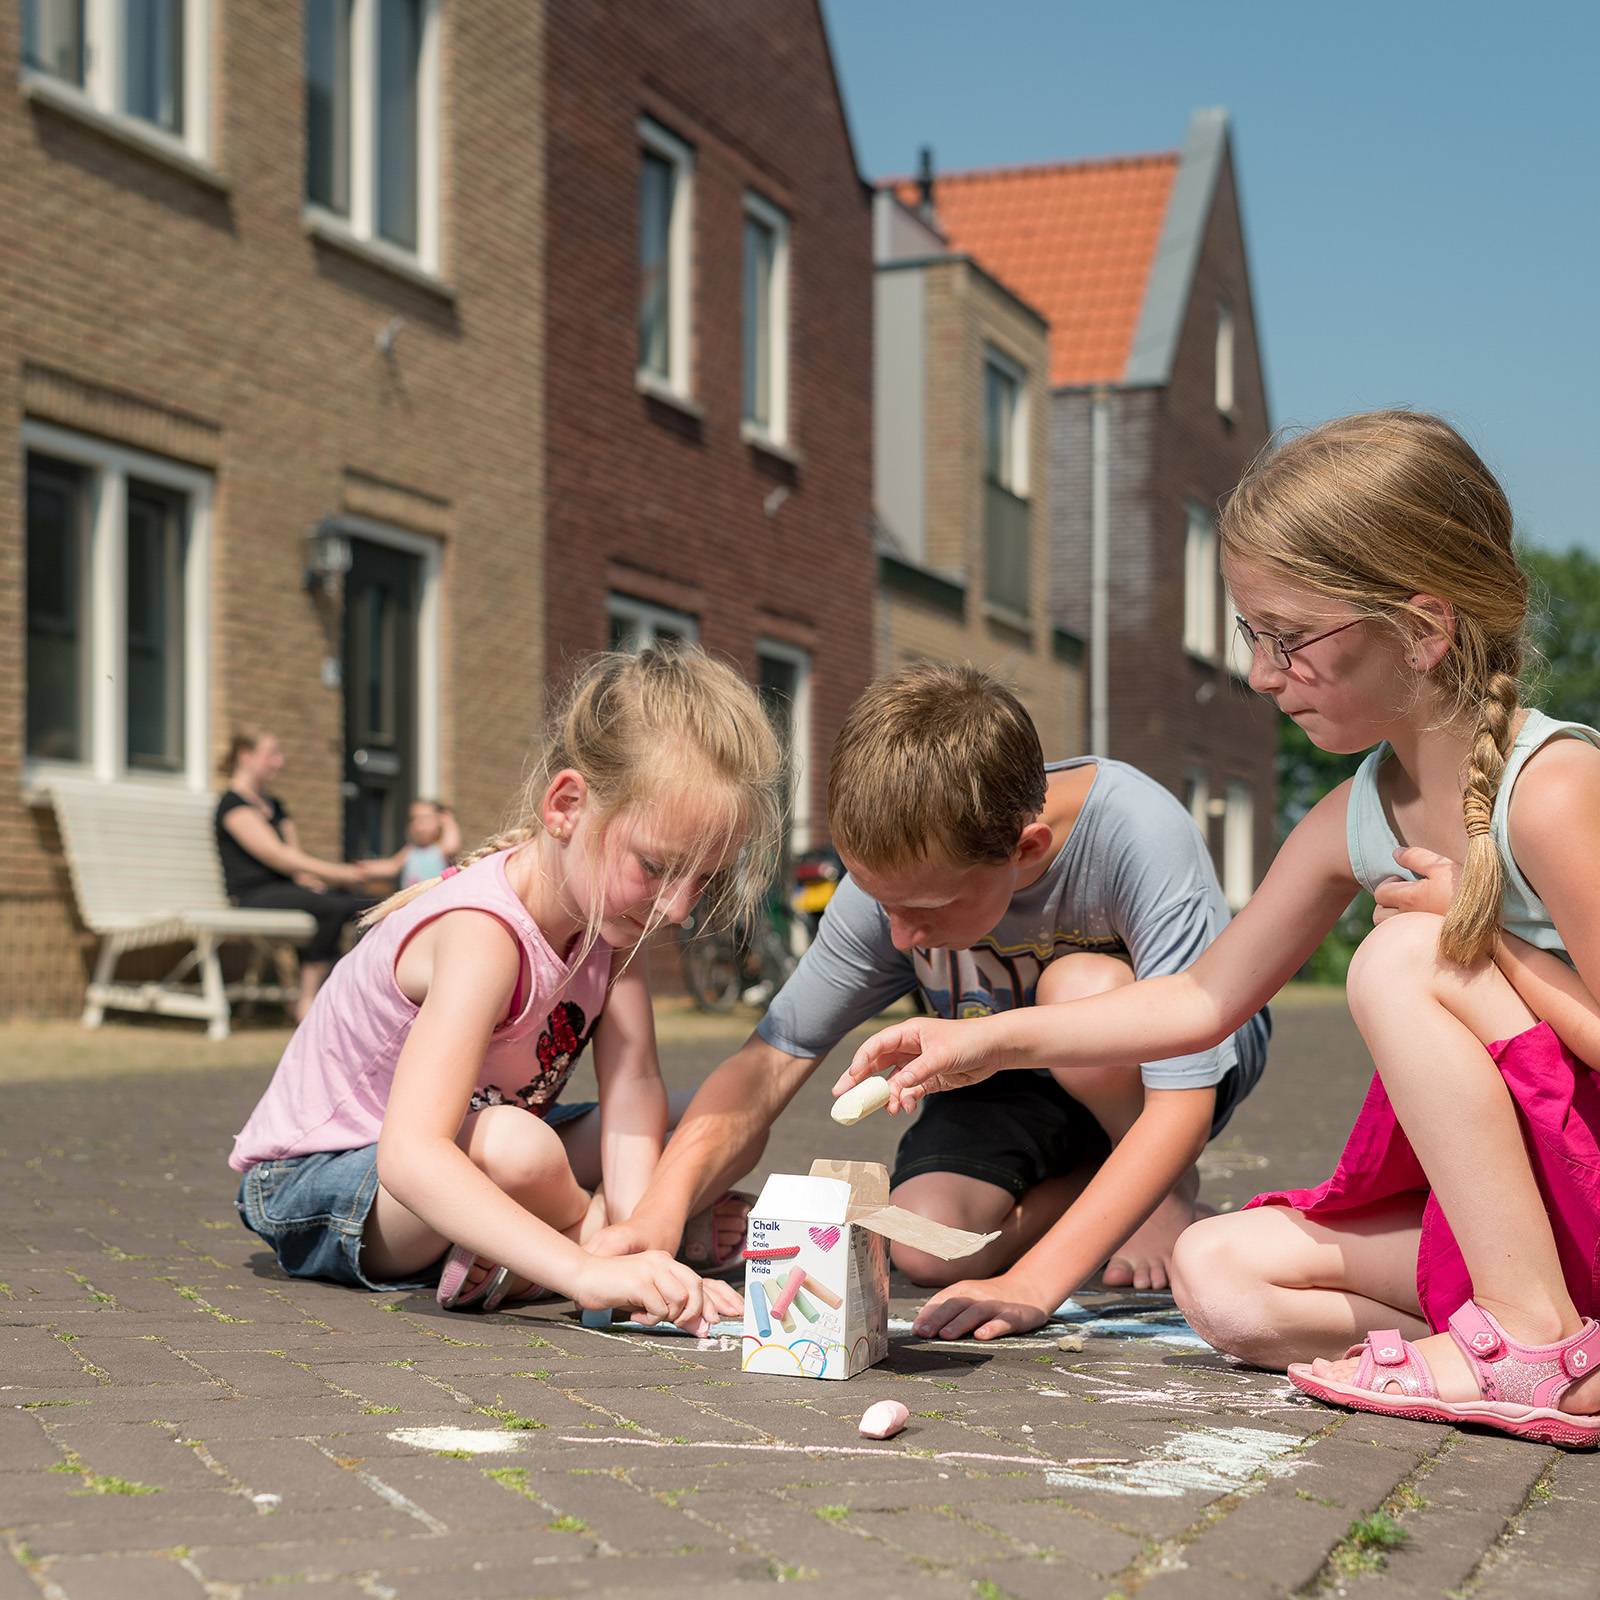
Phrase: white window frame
[
  {"left": 22, "top": 419, "right": 212, "bottom": 795},
  {"left": 1215, "top": 300, "right": 1236, "bottom": 419},
  {"left": 1223, "top": 582, "right": 1253, "bottom": 678},
  {"left": 21, "top": 0, "right": 214, "bottom": 169},
  {"left": 303, "top": 0, "right": 443, "bottom": 276},
  {"left": 1182, "top": 765, "right": 1210, "bottom": 838},
  {"left": 332, "top": 514, "right": 443, "bottom": 798},
  {"left": 740, "top": 190, "right": 791, "bottom": 448},
  {"left": 607, "top": 593, "right": 699, "bottom": 652},
  {"left": 757, "top": 637, "right": 812, "bottom": 853},
  {"left": 1182, "top": 502, "right": 1219, "bottom": 662},
  {"left": 982, "top": 344, "right": 1030, "bottom": 498},
  {"left": 1223, "top": 779, "right": 1254, "bottom": 910},
  {"left": 636, "top": 117, "right": 695, "bottom": 404}
]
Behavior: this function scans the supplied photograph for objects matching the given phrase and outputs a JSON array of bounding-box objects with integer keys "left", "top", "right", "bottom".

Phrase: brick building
[
  {"left": 872, "top": 191, "right": 1083, "bottom": 761},
  {"left": 1, "top": 0, "right": 871, "bottom": 1016},
  {"left": 898, "top": 110, "right": 1277, "bottom": 902},
  {"left": 541, "top": 2, "right": 873, "bottom": 856}
]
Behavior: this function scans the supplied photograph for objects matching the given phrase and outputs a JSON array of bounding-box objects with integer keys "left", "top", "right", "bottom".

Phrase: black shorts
[{"left": 888, "top": 1025, "right": 1265, "bottom": 1199}]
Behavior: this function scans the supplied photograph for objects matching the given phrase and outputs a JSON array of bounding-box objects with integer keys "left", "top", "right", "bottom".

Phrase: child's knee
[
  {"left": 1346, "top": 911, "right": 1446, "bottom": 1011},
  {"left": 1170, "top": 1213, "right": 1281, "bottom": 1362},
  {"left": 1036, "top": 952, "right": 1135, "bottom": 1007},
  {"left": 466, "top": 1105, "right": 572, "bottom": 1192},
  {"left": 890, "top": 1238, "right": 965, "bottom": 1287}
]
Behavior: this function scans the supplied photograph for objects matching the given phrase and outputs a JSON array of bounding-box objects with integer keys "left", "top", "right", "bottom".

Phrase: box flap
[
  {"left": 753, "top": 1171, "right": 852, "bottom": 1224},
  {"left": 809, "top": 1158, "right": 997, "bottom": 1261}
]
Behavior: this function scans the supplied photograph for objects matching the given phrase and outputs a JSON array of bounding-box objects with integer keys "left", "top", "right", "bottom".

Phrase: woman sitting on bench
[{"left": 216, "top": 728, "right": 378, "bottom": 1022}]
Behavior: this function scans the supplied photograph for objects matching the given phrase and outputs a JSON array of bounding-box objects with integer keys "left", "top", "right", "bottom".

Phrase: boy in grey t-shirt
[{"left": 592, "top": 665, "right": 1268, "bottom": 1339}]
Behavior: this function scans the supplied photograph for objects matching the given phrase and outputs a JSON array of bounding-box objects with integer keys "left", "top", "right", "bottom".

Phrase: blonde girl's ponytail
[{"left": 1439, "top": 666, "right": 1521, "bottom": 965}]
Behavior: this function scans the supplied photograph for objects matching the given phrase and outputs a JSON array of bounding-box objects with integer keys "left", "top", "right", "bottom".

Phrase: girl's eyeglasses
[{"left": 1233, "top": 614, "right": 1364, "bottom": 672}]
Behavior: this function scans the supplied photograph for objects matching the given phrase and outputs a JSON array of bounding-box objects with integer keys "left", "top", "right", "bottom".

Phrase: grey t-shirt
[{"left": 759, "top": 757, "right": 1263, "bottom": 1090}]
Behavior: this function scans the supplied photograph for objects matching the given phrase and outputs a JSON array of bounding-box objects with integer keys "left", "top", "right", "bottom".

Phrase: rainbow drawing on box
[{"left": 741, "top": 1333, "right": 854, "bottom": 1378}]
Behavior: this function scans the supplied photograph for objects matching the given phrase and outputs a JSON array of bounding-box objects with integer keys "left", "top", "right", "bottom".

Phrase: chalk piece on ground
[
  {"left": 581, "top": 1307, "right": 613, "bottom": 1328},
  {"left": 858, "top": 1400, "right": 909, "bottom": 1439},
  {"left": 832, "top": 1076, "right": 893, "bottom": 1126},
  {"left": 1057, "top": 1331, "right": 1085, "bottom": 1353}
]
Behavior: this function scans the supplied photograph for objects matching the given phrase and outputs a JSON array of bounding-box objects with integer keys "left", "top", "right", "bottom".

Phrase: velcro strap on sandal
[
  {"left": 1368, "top": 1331, "right": 1408, "bottom": 1367},
  {"left": 1562, "top": 1320, "right": 1600, "bottom": 1380},
  {"left": 1448, "top": 1302, "right": 1505, "bottom": 1360}
]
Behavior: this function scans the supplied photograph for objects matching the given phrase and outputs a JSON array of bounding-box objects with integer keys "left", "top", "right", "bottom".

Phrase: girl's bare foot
[{"left": 1101, "top": 1168, "right": 1209, "bottom": 1291}]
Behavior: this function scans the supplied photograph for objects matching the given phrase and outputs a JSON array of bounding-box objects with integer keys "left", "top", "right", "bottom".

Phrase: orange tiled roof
[{"left": 890, "top": 152, "right": 1179, "bottom": 388}]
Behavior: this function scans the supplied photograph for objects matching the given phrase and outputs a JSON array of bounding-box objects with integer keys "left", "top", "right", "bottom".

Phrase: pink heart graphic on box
[{"left": 808, "top": 1225, "right": 841, "bottom": 1253}]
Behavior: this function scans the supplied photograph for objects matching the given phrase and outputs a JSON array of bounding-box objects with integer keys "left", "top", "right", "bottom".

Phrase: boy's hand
[
  {"left": 572, "top": 1251, "right": 735, "bottom": 1336},
  {"left": 1372, "top": 846, "right": 1461, "bottom": 923},
  {"left": 910, "top": 1269, "right": 1057, "bottom": 1342},
  {"left": 834, "top": 1016, "right": 1004, "bottom": 1113},
  {"left": 583, "top": 1214, "right": 681, "bottom": 1260}
]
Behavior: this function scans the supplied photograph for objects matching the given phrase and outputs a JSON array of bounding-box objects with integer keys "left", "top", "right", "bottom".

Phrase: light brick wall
[{"left": 0, "top": 3, "right": 549, "bottom": 1013}]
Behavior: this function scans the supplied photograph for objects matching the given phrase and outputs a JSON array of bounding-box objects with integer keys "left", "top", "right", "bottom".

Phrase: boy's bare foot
[{"left": 1100, "top": 1167, "right": 1209, "bottom": 1291}]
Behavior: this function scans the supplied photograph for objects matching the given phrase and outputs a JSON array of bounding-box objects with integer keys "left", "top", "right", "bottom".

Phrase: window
[
  {"left": 22, "top": 0, "right": 210, "bottom": 160},
  {"left": 305, "top": 0, "right": 441, "bottom": 271},
  {"left": 741, "top": 193, "right": 790, "bottom": 445},
  {"left": 1223, "top": 582, "right": 1253, "bottom": 678},
  {"left": 23, "top": 424, "right": 211, "bottom": 789},
  {"left": 1182, "top": 766, "right": 1209, "bottom": 838},
  {"left": 1183, "top": 502, "right": 1219, "bottom": 661},
  {"left": 637, "top": 118, "right": 693, "bottom": 400},
  {"left": 982, "top": 349, "right": 1031, "bottom": 616},
  {"left": 1215, "top": 301, "right": 1236, "bottom": 418},
  {"left": 607, "top": 594, "right": 698, "bottom": 654},
  {"left": 758, "top": 640, "right": 812, "bottom": 853},
  {"left": 1223, "top": 779, "right": 1254, "bottom": 909}
]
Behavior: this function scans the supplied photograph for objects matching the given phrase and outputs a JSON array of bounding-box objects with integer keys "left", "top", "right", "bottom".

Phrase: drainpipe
[{"left": 1089, "top": 387, "right": 1110, "bottom": 757}]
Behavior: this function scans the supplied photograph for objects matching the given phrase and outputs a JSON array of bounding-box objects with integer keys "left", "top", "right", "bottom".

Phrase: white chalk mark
[
  {"left": 306, "top": 1439, "right": 448, "bottom": 1534},
  {"left": 1046, "top": 1424, "right": 1305, "bottom": 1498},
  {"left": 386, "top": 1426, "right": 523, "bottom": 1454},
  {"left": 552, "top": 1435, "right": 1125, "bottom": 1467},
  {"left": 1041, "top": 1367, "right": 1312, "bottom": 1416}
]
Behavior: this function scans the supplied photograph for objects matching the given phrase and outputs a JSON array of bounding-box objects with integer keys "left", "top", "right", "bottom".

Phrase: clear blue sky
[{"left": 819, "top": 0, "right": 1599, "bottom": 554}]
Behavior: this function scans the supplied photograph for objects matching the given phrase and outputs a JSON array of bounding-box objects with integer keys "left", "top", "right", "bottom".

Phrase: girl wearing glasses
[{"left": 839, "top": 410, "right": 1600, "bottom": 1447}]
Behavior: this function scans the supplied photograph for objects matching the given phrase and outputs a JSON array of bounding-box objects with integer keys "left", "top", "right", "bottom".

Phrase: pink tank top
[{"left": 230, "top": 847, "right": 613, "bottom": 1170}]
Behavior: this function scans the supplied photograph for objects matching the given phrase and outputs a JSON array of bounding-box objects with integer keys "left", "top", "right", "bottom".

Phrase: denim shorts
[
  {"left": 889, "top": 1009, "right": 1270, "bottom": 1198},
  {"left": 235, "top": 1100, "right": 598, "bottom": 1290}
]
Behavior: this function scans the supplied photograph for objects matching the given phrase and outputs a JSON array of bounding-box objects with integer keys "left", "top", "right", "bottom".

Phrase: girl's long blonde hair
[
  {"left": 364, "top": 647, "right": 786, "bottom": 965},
  {"left": 1220, "top": 409, "right": 1527, "bottom": 965}
]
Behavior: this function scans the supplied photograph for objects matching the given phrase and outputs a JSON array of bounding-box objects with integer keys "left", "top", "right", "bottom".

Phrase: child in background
[
  {"left": 232, "top": 648, "right": 781, "bottom": 1331},
  {"left": 843, "top": 411, "right": 1600, "bottom": 1446},
  {"left": 366, "top": 798, "right": 464, "bottom": 889}
]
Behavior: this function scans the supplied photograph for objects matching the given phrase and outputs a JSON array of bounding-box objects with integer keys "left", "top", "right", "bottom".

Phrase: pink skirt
[{"left": 1245, "top": 1020, "right": 1600, "bottom": 1332}]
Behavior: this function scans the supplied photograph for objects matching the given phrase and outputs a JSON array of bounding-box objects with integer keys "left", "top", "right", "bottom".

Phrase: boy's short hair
[{"left": 828, "top": 664, "right": 1047, "bottom": 870}]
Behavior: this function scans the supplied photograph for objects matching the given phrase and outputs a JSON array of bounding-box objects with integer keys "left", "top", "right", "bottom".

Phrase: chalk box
[{"left": 741, "top": 1159, "right": 995, "bottom": 1380}]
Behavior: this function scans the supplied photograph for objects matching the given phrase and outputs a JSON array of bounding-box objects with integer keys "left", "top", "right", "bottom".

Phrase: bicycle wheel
[{"left": 679, "top": 925, "right": 742, "bottom": 1013}]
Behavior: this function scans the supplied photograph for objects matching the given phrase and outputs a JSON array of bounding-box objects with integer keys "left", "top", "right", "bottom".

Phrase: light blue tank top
[
  {"left": 399, "top": 843, "right": 448, "bottom": 889},
  {"left": 1345, "top": 707, "right": 1600, "bottom": 961}
]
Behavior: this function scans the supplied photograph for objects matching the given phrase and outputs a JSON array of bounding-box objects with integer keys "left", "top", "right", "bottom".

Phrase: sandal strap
[
  {"left": 1446, "top": 1301, "right": 1600, "bottom": 1408},
  {"left": 1353, "top": 1329, "right": 1437, "bottom": 1399}
]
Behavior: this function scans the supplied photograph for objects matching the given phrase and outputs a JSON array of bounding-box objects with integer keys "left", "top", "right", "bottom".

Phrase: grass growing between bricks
[{"left": 1327, "top": 1511, "right": 1411, "bottom": 1579}]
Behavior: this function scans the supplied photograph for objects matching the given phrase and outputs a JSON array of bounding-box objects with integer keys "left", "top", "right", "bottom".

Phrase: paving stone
[
  {"left": 190, "top": 1525, "right": 581, "bottom": 1582},
  {"left": 1138, "top": 1569, "right": 1281, "bottom": 1600},
  {"left": 956, "top": 1561, "right": 1111, "bottom": 1600},
  {"left": 846, "top": 1505, "right": 1023, "bottom": 1565},
  {"left": 1377, "top": 1507, "right": 1522, "bottom": 1592},
  {"left": 198, "top": 1436, "right": 399, "bottom": 1512},
  {"left": 1413, "top": 1431, "right": 1554, "bottom": 1513},
  {"left": 0, "top": 1553, "right": 40, "bottom": 1600},
  {"left": 27, "top": 1553, "right": 209, "bottom": 1599},
  {"left": 1182, "top": 1489, "right": 1351, "bottom": 1590},
  {"left": 965, "top": 1498, "right": 1146, "bottom": 1572}
]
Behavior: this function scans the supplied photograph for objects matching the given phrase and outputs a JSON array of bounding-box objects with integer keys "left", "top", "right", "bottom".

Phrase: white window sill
[
  {"left": 635, "top": 369, "right": 704, "bottom": 419},
  {"left": 984, "top": 600, "right": 1033, "bottom": 633},
  {"left": 740, "top": 421, "right": 801, "bottom": 467},
  {"left": 303, "top": 209, "right": 457, "bottom": 302},
  {"left": 22, "top": 71, "right": 230, "bottom": 194}
]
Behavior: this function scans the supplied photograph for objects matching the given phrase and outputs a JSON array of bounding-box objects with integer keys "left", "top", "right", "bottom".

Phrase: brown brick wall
[
  {"left": 1049, "top": 145, "right": 1277, "bottom": 885},
  {"left": 540, "top": 0, "right": 874, "bottom": 842},
  {"left": 1, "top": 3, "right": 549, "bottom": 1012}
]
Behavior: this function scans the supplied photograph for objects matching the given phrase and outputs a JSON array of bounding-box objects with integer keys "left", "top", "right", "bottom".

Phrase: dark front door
[{"left": 343, "top": 538, "right": 420, "bottom": 859}]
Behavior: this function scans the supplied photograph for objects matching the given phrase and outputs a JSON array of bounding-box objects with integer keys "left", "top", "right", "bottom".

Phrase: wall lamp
[{"left": 304, "top": 518, "right": 353, "bottom": 593}]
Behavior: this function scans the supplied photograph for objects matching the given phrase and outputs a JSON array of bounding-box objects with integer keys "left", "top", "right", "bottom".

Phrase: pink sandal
[
  {"left": 1289, "top": 1301, "right": 1600, "bottom": 1448},
  {"left": 437, "top": 1245, "right": 508, "bottom": 1312}
]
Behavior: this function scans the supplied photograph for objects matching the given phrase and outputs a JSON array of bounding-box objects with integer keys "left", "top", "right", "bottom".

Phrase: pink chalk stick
[
  {"left": 858, "top": 1401, "right": 909, "bottom": 1440},
  {"left": 767, "top": 1265, "right": 806, "bottom": 1321}
]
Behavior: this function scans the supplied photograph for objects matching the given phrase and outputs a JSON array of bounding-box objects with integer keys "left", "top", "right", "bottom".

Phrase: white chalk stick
[
  {"left": 832, "top": 1076, "right": 892, "bottom": 1126},
  {"left": 858, "top": 1400, "right": 909, "bottom": 1439}
]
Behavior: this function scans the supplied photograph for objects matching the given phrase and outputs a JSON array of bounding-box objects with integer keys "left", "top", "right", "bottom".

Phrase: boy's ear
[{"left": 1016, "top": 819, "right": 1055, "bottom": 867}]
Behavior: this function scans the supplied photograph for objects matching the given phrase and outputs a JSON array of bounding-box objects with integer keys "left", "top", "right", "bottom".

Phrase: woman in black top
[{"left": 216, "top": 729, "right": 379, "bottom": 1022}]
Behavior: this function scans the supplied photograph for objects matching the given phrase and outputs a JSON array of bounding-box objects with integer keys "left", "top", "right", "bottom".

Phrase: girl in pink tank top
[{"left": 232, "top": 648, "right": 784, "bottom": 1336}]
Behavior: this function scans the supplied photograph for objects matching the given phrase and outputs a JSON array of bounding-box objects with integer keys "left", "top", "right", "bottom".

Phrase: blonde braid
[{"left": 1438, "top": 669, "right": 1520, "bottom": 964}]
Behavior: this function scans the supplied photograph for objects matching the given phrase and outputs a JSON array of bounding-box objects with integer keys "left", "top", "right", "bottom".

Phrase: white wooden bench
[{"left": 47, "top": 777, "right": 317, "bottom": 1039}]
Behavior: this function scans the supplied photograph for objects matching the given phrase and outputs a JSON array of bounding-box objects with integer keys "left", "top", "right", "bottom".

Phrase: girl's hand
[
  {"left": 833, "top": 1016, "right": 1005, "bottom": 1114},
  {"left": 573, "top": 1250, "right": 739, "bottom": 1335},
  {"left": 1373, "top": 847, "right": 1461, "bottom": 923},
  {"left": 910, "top": 1269, "right": 1057, "bottom": 1342}
]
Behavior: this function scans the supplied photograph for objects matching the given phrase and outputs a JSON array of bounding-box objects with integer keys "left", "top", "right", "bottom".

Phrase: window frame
[
  {"left": 757, "top": 637, "right": 812, "bottom": 854},
  {"left": 1222, "top": 778, "right": 1254, "bottom": 910},
  {"left": 1215, "top": 300, "right": 1236, "bottom": 419},
  {"left": 302, "top": 0, "right": 443, "bottom": 277},
  {"left": 636, "top": 117, "right": 695, "bottom": 404},
  {"left": 607, "top": 593, "right": 699, "bottom": 654},
  {"left": 1182, "top": 501, "right": 1220, "bottom": 663},
  {"left": 21, "top": 0, "right": 214, "bottom": 170},
  {"left": 981, "top": 344, "right": 1029, "bottom": 498},
  {"left": 740, "top": 190, "right": 791, "bottom": 448},
  {"left": 22, "top": 420, "right": 212, "bottom": 795}
]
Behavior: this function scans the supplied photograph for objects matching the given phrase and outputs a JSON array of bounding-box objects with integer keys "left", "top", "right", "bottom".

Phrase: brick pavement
[{"left": 1, "top": 991, "right": 1590, "bottom": 1599}]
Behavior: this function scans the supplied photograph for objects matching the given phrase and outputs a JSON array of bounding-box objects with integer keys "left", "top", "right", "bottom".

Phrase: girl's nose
[
  {"left": 1247, "top": 648, "right": 1286, "bottom": 695},
  {"left": 659, "top": 879, "right": 699, "bottom": 926}
]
